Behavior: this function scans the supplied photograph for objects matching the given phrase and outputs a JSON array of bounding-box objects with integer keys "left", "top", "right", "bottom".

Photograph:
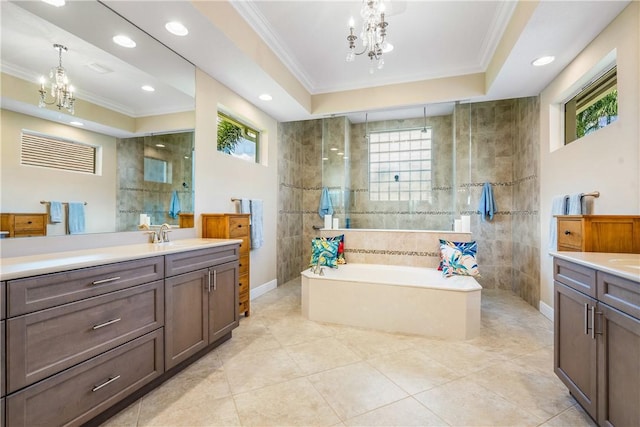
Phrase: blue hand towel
[
  {"left": 169, "top": 190, "right": 181, "bottom": 219},
  {"left": 67, "top": 202, "right": 85, "bottom": 234},
  {"left": 240, "top": 199, "right": 251, "bottom": 215},
  {"left": 549, "top": 195, "right": 569, "bottom": 250},
  {"left": 250, "top": 199, "right": 264, "bottom": 249},
  {"left": 318, "top": 187, "right": 334, "bottom": 219},
  {"left": 477, "top": 182, "right": 496, "bottom": 222},
  {"left": 49, "top": 201, "right": 63, "bottom": 223},
  {"left": 567, "top": 193, "right": 584, "bottom": 215}
]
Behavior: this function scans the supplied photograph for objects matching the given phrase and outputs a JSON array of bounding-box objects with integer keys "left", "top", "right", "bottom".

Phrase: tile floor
[{"left": 102, "top": 277, "right": 597, "bottom": 427}]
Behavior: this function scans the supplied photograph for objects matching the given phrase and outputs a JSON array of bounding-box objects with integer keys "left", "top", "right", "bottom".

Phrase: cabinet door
[
  {"left": 165, "top": 270, "right": 208, "bottom": 370},
  {"left": 597, "top": 303, "right": 640, "bottom": 427},
  {"left": 208, "top": 262, "right": 239, "bottom": 343},
  {"left": 554, "top": 282, "right": 598, "bottom": 419}
]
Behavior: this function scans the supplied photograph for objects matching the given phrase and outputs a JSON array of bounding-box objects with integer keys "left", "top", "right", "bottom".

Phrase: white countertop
[
  {"left": 550, "top": 251, "right": 640, "bottom": 283},
  {"left": 0, "top": 238, "right": 242, "bottom": 281}
]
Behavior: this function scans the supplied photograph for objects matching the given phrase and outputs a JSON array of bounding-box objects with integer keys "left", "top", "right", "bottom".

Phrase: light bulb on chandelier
[
  {"left": 38, "top": 44, "right": 76, "bottom": 114},
  {"left": 346, "top": 0, "right": 391, "bottom": 72}
]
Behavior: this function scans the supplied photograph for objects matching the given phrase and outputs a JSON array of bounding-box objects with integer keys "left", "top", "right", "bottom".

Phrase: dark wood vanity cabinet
[
  {"left": 164, "top": 245, "right": 239, "bottom": 369},
  {"left": 554, "top": 258, "right": 640, "bottom": 426},
  {"left": 1, "top": 281, "right": 5, "bottom": 427}
]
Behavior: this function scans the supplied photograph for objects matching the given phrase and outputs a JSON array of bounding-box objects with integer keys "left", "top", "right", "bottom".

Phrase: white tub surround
[
  {"left": 0, "top": 238, "right": 240, "bottom": 281},
  {"left": 301, "top": 263, "right": 482, "bottom": 340}
]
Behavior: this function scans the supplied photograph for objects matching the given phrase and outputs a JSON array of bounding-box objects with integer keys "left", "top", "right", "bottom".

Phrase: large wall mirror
[{"left": 0, "top": 0, "right": 195, "bottom": 238}]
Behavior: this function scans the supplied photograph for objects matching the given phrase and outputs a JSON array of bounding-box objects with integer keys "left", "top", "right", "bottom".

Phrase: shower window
[{"left": 369, "top": 128, "right": 433, "bottom": 201}]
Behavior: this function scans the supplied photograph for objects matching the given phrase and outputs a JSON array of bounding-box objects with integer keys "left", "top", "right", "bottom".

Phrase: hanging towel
[
  {"left": 549, "top": 195, "right": 569, "bottom": 250},
  {"left": 477, "top": 182, "right": 496, "bottom": 222},
  {"left": 567, "top": 193, "right": 584, "bottom": 215},
  {"left": 49, "top": 201, "right": 63, "bottom": 223},
  {"left": 318, "top": 187, "right": 334, "bottom": 219},
  {"left": 67, "top": 202, "right": 85, "bottom": 235},
  {"left": 169, "top": 190, "right": 181, "bottom": 219},
  {"left": 249, "top": 199, "right": 264, "bottom": 249},
  {"left": 240, "top": 198, "right": 251, "bottom": 215}
]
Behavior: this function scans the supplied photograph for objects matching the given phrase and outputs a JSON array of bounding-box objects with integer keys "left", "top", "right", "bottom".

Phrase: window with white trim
[
  {"left": 21, "top": 130, "right": 97, "bottom": 174},
  {"left": 369, "top": 128, "right": 433, "bottom": 201}
]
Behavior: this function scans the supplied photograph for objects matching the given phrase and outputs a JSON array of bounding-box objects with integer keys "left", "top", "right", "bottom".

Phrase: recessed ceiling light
[
  {"left": 322, "top": 157, "right": 329, "bottom": 161},
  {"left": 330, "top": 147, "right": 338, "bottom": 151},
  {"left": 532, "top": 56, "right": 555, "bottom": 66},
  {"left": 113, "top": 35, "right": 136, "bottom": 48},
  {"left": 155, "top": 144, "right": 165, "bottom": 148},
  {"left": 165, "top": 21, "right": 188, "bottom": 36},
  {"left": 337, "top": 152, "right": 344, "bottom": 156},
  {"left": 141, "top": 85, "right": 155, "bottom": 92},
  {"left": 259, "top": 93, "right": 273, "bottom": 101},
  {"left": 343, "top": 157, "right": 349, "bottom": 160},
  {"left": 42, "top": 0, "right": 65, "bottom": 7},
  {"left": 70, "top": 121, "right": 83, "bottom": 126}
]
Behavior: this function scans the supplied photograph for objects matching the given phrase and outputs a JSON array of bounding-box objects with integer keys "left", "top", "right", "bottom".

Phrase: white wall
[
  {"left": 0, "top": 109, "right": 117, "bottom": 235},
  {"left": 539, "top": 2, "right": 640, "bottom": 309},
  {"left": 194, "top": 68, "right": 278, "bottom": 290}
]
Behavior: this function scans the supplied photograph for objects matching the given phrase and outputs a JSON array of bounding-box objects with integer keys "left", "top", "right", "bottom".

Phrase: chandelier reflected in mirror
[
  {"left": 38, "top": 44, "right": 76, "bottom": 114},
  {"left": 346, "top": 0, "right": 393, "bottom": 73}
]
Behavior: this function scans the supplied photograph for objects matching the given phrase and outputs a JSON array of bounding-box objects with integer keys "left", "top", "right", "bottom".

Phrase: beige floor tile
[
  {"left": 285, "top": 336, "right": 362, "bottom": 375},
  {"left": 99, "top": 401, "right": 140, "bottom": 427},
  {"left": 414, "top": 378, "right": 540, "bottom": 427},
  {"left": 222, "top": 347, "right": 304, "bottom": 394},
  {"left": 411, "top": 338, "right": 506, "bottom": 376},
  {"left": 215, "top": 330, "right": 282, "bottom": 362},
  {"left": 334, "top": 327, "right": 416, "bottom": 359},
  {"left": 510, "top": 345, "right": 555, "bottom": 374},
  {"left": 138, "top": 396, "right": 240, "bottom": 426},
  {"left": 267, "top": 316, "right": 336, "bottom": 346},
  {"left": 234, "top": 377, "right": 341, "bottom": 426},
  {"left": 308, "top": 361, "right": 408, "bottom": 420},
  {"left": 367, "top": 348, "right": 460, "bottom": 394},
  {"left": 344, "top": 397, "right": 449, "bottom": 426},
  {"left": 540, "top": 404, "right": 598, "bottom": 427},
  {"left": 467, "top": 360, "right": 575, "bottom": 421}
]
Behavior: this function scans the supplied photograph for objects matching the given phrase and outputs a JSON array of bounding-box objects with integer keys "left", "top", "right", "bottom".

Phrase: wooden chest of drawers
[
  {"left": 202, "top": 213, "right": 251, "bottom": 317},
  {"left": 0, "top": 213, "right": 47, "bottom": 238},
  {"left": 556, "top": 215, "right": 640, "bottom": 253}
]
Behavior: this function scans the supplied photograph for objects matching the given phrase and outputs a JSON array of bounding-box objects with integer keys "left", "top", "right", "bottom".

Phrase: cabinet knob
[
  {"left": 27, "top": 221, "right": 32, "bottom": 224},
  {"left": 564, "top": 230, "right": 571, "bottom": 235}
]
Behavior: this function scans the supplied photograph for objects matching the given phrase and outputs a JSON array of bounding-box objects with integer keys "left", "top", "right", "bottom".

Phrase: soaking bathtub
[{"left": 301, "top": 263, "right": 482, "bottom": 340}]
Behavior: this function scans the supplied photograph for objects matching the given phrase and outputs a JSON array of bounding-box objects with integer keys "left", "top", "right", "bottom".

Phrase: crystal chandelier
[
  {"left": 346, "top": 0, "right": 392, "bottom": 72},
  {"left": 38, "top": 44, "right": 76, "bottom": 114}
]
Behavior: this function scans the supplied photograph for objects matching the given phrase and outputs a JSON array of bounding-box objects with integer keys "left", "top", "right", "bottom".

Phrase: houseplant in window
[{"left": 217, "top": 120, "right": 242, "bottom": 154}]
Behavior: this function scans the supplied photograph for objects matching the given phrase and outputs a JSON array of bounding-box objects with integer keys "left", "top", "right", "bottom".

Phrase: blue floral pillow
[
  {"left": 439, "top": 239, "right": 479, "bottom": 277},
  {"left": 326, "top": 234, "right": 346, "bottom": 264},
  {"left": 309, "top": 238, "right": 340, "bottom": 268}
]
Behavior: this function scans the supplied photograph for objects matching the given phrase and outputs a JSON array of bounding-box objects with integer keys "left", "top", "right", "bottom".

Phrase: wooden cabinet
[
  {"left": 554, "top": 258, "right": 640, "bottom": 426},
  {"left": 5, "top": 257, "right": 165, "bottom": 426},
  {"left": 164, "top": 246, "right": 239, "bottom": 369},
  {"left": 178, "top": 212, "right": 194, "bottom": 228},
  {"left": 556, "top": 215, "right": 640, "bottom": 253},
  {"left": 202, "top": 213, "right": 251, "bottom": 316},
  {"left": 0, "top": 213, "right": 47, "bottom": 238}
]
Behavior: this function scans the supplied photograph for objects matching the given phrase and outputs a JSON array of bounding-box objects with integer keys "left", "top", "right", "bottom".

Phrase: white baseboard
[
  {"left": 539, "top": 300, "right": 554, "bottom": 322},
  {"left": 251, "top": 279, "right": 277, "bottom": 300}
]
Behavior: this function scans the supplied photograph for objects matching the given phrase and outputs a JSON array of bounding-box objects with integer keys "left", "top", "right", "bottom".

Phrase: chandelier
[
  {"left": 346, "top": 0, "right": 392, "bottom": 72},
  {"left": 38, "top": 44, "right": 76, "bottom": 114}
]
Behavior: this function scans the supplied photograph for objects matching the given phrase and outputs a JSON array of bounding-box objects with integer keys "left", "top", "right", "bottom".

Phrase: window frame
[{"left": 217, "top": 112, "right": 260, "bottom": 163}]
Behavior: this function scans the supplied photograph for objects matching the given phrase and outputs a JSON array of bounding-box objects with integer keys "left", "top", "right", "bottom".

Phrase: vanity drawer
[
  {"left": 239, "top": 255, "right": 249, "bottom": 276},
  {"left": 239, "top": 274, "right": 249, "bottom": 296},
  {"left": 6, "top": 329, "right": 163, "bottom": 427},
  {"left": 7, "top": 256, "right": 164, "bottom": 316},
  {"left": 228, "top": 216, "right": 250, "bottom": 238},
  {"left": 557, "top": 218, "right": 583, "bottom": 250},
  {"left": 553, "top": 258, "right": 596, "bottom": 298},
  {"left": 165, "top": 245, "right": 239, "bottom": 277},
  {"left": 1, "top": 213, "right": 47, "bottom": 238},
  {"left": 7, "top": 280, "right": 163, "bottom": 393},
  {"left": 238, "top": 235, "right": 250, "bottom": 255},
  {"left": 597, "top": 271, "right": 640, "bottom": 319}
]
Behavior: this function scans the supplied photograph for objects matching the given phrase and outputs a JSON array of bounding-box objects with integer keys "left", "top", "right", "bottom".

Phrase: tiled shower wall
[
  {"left": 277, "top": 96, "right": 540, "bottom": 308},
  {"left": 116, "top": 132, "right": 194, "bottom": 231}
]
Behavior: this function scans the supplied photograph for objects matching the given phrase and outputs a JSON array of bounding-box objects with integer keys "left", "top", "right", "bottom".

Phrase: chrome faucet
[
  {"left": 311, "top": 251, "right": 333, "bottom": 275},
  {"left": 159, "top": 223, "right": 171, "bottom": 242}
]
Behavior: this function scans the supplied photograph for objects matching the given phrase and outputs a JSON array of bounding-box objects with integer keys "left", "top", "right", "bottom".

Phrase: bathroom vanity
[
  {"left": 0, "top": 239, "right": 241, "bottom": 426},
  {"left": 552, "top": 252, "right": 640, "bottom": 426}
]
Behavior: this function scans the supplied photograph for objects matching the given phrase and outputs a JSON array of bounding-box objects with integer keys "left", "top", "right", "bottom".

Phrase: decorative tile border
[{"left": 345, "top": 248, "right": 440, "bottom": 257}]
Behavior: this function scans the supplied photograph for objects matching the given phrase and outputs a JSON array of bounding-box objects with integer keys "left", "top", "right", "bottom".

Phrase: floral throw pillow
[
  {"left": 309, "top": 237, "right": 340, "bottom": 268},
  {"left": 326, "top": 234, "right": 346, "bottom": 264},
  {"left": 439, "top": 239, "right": 479, "bottom": 277}
]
